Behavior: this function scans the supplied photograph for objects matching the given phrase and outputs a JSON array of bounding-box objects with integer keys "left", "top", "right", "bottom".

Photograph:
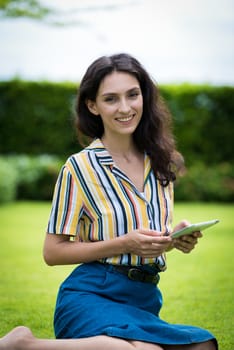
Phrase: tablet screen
[{"left": 171, "top": 219, "right": 219, "bottom": 238}]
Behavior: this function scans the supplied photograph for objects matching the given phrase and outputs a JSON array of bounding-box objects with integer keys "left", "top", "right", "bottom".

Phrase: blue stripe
[
  {"left": 118, "top": 181, "right": 138, "bottom": 230},
  {"left": 148, "top": 174, "right": 161, "bottom": 231},
  {"left": 88, "top": 152, "right": 127, "bottom": 236},
  {"left": 70, "top": 156, "right": 101, "bottom": 218}
]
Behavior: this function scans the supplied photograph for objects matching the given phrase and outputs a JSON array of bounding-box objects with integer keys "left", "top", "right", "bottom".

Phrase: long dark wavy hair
[{"left": 75, "top": 53, "right": 184, "bottom": 186}]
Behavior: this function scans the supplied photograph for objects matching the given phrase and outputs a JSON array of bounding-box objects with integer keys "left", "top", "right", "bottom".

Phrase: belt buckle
[
  {"left": 128, "top": 268, "right": 145, "bottom": 282},
  {"left": 128, "top": 268, "right": 160, "bottom": 285}
]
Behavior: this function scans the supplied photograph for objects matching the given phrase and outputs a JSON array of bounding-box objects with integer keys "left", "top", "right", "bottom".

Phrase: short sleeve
[{"left": 47, "top": 165, "right": 82, "bottom": 236}]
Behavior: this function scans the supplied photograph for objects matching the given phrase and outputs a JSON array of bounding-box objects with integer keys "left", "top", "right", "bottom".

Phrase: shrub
[
  {"left": 0, "top": 157, "right": 18, "bottom": 203},
  {"left": 175, "top": 162, "right": 234, "bottom": 202},
  {"left": 6, "top": 154, "right": 63, "bottom": 201}
]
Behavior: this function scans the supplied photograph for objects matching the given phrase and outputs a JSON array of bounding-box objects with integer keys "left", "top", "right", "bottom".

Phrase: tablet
[{"left": 171, "top": 219, "right": 219, "bottom": 239}]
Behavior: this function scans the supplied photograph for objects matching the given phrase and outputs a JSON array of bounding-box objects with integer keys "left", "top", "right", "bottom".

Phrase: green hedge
[
  {"left": 0, "top": 80, "right": 79, "bottom": 157},
  {"left": 160, "top": 84, "right": 234, "bottom": 165},
  {"left": 0, "top": 80, "right": 234, "bottom": 165}
]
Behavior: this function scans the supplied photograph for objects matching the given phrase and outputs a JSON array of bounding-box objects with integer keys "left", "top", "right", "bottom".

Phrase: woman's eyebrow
[{"left": 101, "top": 86, "right": 141, "bottom": 97}]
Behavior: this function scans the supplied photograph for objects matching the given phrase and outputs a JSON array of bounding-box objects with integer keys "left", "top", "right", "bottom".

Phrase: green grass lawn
[{"left": 0, "top": 201, "right": 233, "bottom": 349}]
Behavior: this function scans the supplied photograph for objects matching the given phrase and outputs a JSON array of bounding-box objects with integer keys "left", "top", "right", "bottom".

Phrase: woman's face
[{"left": 87, "top": 71, "right": 143, "bottom": 139}]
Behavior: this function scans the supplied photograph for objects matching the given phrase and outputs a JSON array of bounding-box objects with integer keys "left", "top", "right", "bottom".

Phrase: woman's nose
[{"left": 118, "top": 98, "right": 131, "bottom": 114}]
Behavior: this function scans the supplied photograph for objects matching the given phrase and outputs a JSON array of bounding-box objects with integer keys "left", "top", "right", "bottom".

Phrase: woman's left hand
[{"left": 172, "top": 220, "right": 203, "bottom": 253}]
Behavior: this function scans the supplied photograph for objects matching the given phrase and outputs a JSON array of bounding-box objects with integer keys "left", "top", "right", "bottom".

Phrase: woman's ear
[{"left": 86, "top": 99, "right": 99, "bottom": 116}]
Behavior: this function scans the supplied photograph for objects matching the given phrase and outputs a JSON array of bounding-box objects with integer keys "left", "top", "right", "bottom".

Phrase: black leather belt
[{"left": 112, "top": 265, "right": 160, "bottom": 285}]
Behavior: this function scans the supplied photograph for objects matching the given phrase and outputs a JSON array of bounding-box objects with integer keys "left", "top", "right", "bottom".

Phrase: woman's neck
[{"left": 101, "top": 135, "right": 138, "bottom": 160}]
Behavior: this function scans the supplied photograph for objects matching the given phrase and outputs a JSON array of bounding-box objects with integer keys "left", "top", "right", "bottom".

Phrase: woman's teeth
[{"left": 117, "top": 116, "right": 133, "bottom": 122}]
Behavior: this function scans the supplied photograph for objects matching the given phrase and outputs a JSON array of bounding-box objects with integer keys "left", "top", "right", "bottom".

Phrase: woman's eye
[
  {"left": 104, "top": 96, "right": 116, "bottom": 103},
  {"left": 129, "top": 91, "right": 140, "bottom": 98}
]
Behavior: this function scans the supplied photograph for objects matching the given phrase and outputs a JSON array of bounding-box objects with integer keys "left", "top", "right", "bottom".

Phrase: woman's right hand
[{"left": 123, "top": 229, "right": 172, "bottom": 258}]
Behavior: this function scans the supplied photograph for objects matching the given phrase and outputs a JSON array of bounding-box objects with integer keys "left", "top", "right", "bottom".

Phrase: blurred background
[
  {"left": 0, "top": 0, "right": 234, "bottom": 202},
  {"left": 0, "top": 3, "right": 234, "bottom": 348},
  {"left": 1, "top": 0, "right": 234, "bottom": 84}
]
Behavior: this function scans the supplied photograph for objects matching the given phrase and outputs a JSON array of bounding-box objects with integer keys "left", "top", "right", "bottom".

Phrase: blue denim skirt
[{"left": 54, "top": 262, "right": 217, "bottom": 347}]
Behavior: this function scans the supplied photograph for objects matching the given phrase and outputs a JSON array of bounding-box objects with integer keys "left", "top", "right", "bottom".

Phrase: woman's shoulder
[
  {"left": 64, "top": 139, "right": 104, "bottom": 168},
  {"left": 64, "top": 150, "right": 90, "bottom": 169}
]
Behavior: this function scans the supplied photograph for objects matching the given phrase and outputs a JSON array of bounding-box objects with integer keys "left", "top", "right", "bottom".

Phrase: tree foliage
[
  {"left": 0, "top": 0, "right": 51, "bottom": 20},
  {"left": 0, "top": 0, "right": 125, "bottom": 25}
]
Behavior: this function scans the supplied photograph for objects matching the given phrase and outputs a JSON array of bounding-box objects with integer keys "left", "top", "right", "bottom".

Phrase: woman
[{"left": 0, "top": 53, "right": 217, "bottom": 350}]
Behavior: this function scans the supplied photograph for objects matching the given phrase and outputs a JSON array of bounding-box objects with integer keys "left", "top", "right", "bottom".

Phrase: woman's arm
[
  {"left": 43, "top": 233, "right": 127, "bottom": 266},
  {"left": 43, "top": 229, "right": 172, "bottom": 266}
]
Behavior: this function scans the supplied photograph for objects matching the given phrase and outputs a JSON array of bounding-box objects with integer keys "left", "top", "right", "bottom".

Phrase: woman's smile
[{"left": 115, "top": 114, "right": 135, "bottom": 123}]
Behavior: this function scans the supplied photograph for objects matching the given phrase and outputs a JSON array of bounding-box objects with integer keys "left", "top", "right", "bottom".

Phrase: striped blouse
[{"left": 47, "top": 138, "right": 174, "bottom": 269}]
